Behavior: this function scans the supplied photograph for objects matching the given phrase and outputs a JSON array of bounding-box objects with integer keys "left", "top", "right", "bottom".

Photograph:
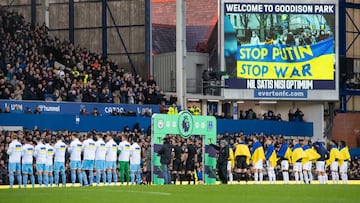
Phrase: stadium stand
[{"left": 0, "top": 10, "right": 165, "bottom": 105}]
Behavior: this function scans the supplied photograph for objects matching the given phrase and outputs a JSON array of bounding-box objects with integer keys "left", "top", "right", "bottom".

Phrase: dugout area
[{"left": 151, "top": 111, "right": 217, "bottom": 184}]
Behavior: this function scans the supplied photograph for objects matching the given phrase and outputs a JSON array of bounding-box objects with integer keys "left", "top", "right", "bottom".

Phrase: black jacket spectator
[{"left": 158, "top": 141, "right": 172, "bottom": 165}]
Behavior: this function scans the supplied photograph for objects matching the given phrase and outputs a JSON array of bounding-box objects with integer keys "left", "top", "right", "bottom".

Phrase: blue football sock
[
  {"left": 130, "top": 171, "right": 135, "bottom": 184},
  {"left": 61, "top": 171, "right": 66, "bottom": 186},
  {"left": 107, "top": 171, "right": 112, "bottom": 184},
  {"left": 89, "top": 171, "right": 94, "bottom": 185},
  {"left": 71, "top": 171, "right": 76, "bottom": 184},
  {"left": 113, "top": 172, "right": 118, "bottom": 184},
  {"left": 9, "top": 172, "right": 14, "bottom": 188},
  {"left": 78, "top": 172, "right": 83, "bottom": 185},
  {"left": 96, "top": 172, "right": 101, "bottom": 185},
  {"left": 44, "top": 174, "right": 49, "bottom": 187},
  {"left": 55, "top": 172, "right": 59, "bottom": 186},
  {"left": 49, "top": 175, "right": 53, "bottom": 187},
  {"left": 17, "top": 173, "right": 22, "bottom": 187},
  {"left": 30, "top": 175, "right": 35, "bottom": 188},
  {"left": 102, "top": 171, "right": 106, "bottom": 185},
  {"left": 38, "top": 174, "right": 43, "bottom": 186},
  {"left": 82, "top": 172, "right": 88, "bottom": 185},
  {"left": 23, "top": 175, "right": 28, "bottom": 188}
]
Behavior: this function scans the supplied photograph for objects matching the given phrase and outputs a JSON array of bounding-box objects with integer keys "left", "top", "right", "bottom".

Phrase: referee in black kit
[{"left": 210, "top": 139, "right": 229, "bottom": 184}]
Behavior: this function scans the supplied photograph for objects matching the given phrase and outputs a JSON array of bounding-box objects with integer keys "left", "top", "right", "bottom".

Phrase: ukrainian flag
[
  {"left": 326, "top": 145, "right": 341, "bottom": 167},
  {"left": 234, "top": 142, "right": 251, "bottom": 165},
  {"left": 251, "top": 142, "right": 265, "bottom": 164},
  {"left": 291, "top": 144, "right": 305, "bottom": 164},
  {"left": 265, "top": 144, "right": 277, "bottom": 167},
  {"left": 338, "top": 146, "right": 351, "bottom": 166},
  {"left": 277, "top": 143, "right": 292, "bottom": 162},
  {"left": 302, "top": 145, "right": 321, "bottom": 164},
  {"left": 228, "top": 148, "right": 235, "bottom": 168}
]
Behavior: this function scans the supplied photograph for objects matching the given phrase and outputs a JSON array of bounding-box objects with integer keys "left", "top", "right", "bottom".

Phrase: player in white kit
[
  {"left": 68, "top": 133, "right": 83, "bottom": 186},
  {"left": 34, "top": 137, "right": 47, "bottom": 187},
  {"left": 44, "top": 138, "right": 55, "bottom": 187},
  {"left": 130, "top": 137, "right": 142, "bottom": 185},
  {"left": 54, "top": 134, "right": 67, "bottom": 187},
  {"left": 82, "top": 134, "right": 96, "bottom": 186},
  {"left": 7, "top": 133, "right": 22, "bottom": 188},
  {"left": 95, "top": 134, "right": 107, "bottom": 186},
  {"left": 21, "top": 136, "right": 35, "bottom": 188},
  {"left": 105, "top": 134, "right": 118, "bottom": 185}
]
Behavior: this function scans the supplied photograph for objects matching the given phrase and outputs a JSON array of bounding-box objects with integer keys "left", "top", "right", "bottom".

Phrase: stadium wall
[
  {"left": 332, "top": 112, "right": 360, "bottom": 148},
  {"left": 0, "top": 114, "right": 313, "bottom": 137}
]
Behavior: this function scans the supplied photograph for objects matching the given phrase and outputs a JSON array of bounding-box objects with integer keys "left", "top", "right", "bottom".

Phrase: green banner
[{"left": 151, "top": 111, "right": 217, "bottom": 184}]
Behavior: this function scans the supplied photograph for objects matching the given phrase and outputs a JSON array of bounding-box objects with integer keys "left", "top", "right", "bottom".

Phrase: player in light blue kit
[
  {"left": 44, "top": 138, "right": 55, "bottom": 187},
  {"left": 68, "top": 133, "right": 83, "bottom": 186},
  {"left": 105, "top": 134, "right": 118, "bottom": 185},
  {"left": 82, "top": 133, "right": 96, "bottom": 186},
  {"left": 7, "top": 133, "right": 22, "bottom": 188},
  {"left": 95, "top": 134, "right": 107, "bottom": 186},
  {"left": 54, "top": 134, "right": 67, "bottom": 187},
  {"left": 21, "top": 136, "right": 35, "bottom": 188},
  {"left": 34, "top": 137, "right": 47, "bottom": 187},
  {"left": 130, "top": 137, "right": 142, "bottom": 185}
]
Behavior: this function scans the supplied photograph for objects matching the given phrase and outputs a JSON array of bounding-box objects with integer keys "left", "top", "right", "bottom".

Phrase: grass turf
[{"left": 0, "top": 184, "right": 359, "bottom": 203}]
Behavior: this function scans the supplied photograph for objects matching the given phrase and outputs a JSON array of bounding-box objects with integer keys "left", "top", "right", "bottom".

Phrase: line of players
[
  {"left": 228, "top": 136, "right": 351, "bottom": 184},
  {"left": 6, "top": 132, "right": 141, "bottom": 188}
]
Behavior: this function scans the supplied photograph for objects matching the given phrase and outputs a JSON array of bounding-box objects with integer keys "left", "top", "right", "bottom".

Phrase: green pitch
[{"left": 0, "top": 184, "right": 359, "bottom": 203}]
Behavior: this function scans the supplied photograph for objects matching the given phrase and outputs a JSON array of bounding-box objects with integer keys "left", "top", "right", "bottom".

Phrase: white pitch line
[
  {"left": 108, "top": 189, "right": 172, "bottom": 196},
  {"left": 126, "top": 191, "right": 171, "bottom": 196},
  {"left": 76, "top": 188, "right": 171, "bottom": 196}
]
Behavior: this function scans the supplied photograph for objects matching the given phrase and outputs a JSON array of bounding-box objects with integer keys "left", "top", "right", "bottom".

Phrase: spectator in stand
[
  {"left": 79, "top": 107, "right": 89, "bottom": 116},
  {"left": 294, "top": 108, "right": 304, "bottom": 122},
  {"left": 126, "top": 110, "right": 137, "bottom": 117},
  {"left": 33, "top": 107, "right": 41, "bottom": 114},
  {"left": 4, "top": 106, "right": 10, "bottom": 113},
  {"left": 159, "top": 101, "right": 168, "bottom": 114},
  {"left": 167, "top": 103, "right": 178, "bottom": 115},
  {"left": 349, "top": 156, "right": 360, "bottom": 180},
  {"left": 110, "top": 109, "right": 120, "bottom": 116},
  {"left": 246, "top": 109, "right": 256, "bottom": 120},
  {"left": 90, "top": 107, "right": 101, "bottom": 116},
  {"left": 140, "top": 108, "right": 152, "bottom": 117},
  {"left": 239, "top": 110, "right": 246, "bottom": 119},
  {"left": 288, "top": 109, "right": 295, "bottom": 121},
  {"left": 192, "top": 105, "right": 201, "bottom": 116}
]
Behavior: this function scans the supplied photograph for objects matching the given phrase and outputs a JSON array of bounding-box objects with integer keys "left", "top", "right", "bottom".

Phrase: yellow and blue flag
[
  {"left": 277, "top": 142, "right": 292, "bottom": 162},
  {"left": 251, "top": 141, "right": 265, "bottom": 164},
  {"left": 338, "top": 146, "right": 351, "bottom": 166},
  {"left": 265, "top": 144, "right": 277, "bottom": 167},
  {"left": 291, "top": 143, "right": 305, "bottom": 164},
  {"left": 302, "top": 145, "right": 320, "bottom": 164},
  {"left": 326, "top": 144, "right": 341, "bottom": 167},
  {"left": 234, "top": 142, "right": 251, "bottom": 165}
]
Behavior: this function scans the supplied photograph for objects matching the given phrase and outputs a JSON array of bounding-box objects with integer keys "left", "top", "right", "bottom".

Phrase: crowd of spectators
[
  {"left": 210, "top": 108, "right": 304, "bottom": 122},
  {"left": 349, "top": 156, "right": 360, "bottom": 180},
  {"left": 0, "top": 127, "right": 358, "bottom": 185},
  {"left": 0, "top": 10, "right": 166, "bottom": 105}
]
